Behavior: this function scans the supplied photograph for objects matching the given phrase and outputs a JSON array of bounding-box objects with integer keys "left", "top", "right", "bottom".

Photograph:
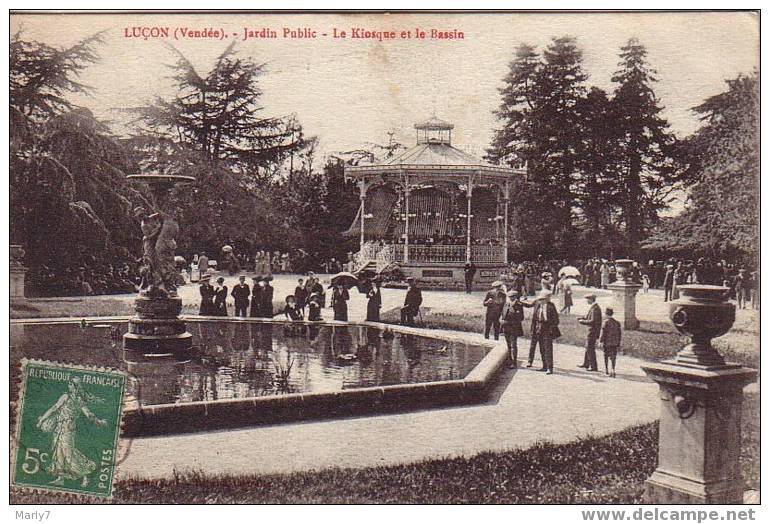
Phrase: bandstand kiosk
[{"left": 345, "top": 117, "right": 525, "bottom": 289}]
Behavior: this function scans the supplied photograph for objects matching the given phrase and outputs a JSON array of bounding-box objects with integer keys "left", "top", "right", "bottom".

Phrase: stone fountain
[
  {"left": 123, "top": 173, "right": 195, "bottom": 361},
  {"left": 642, "top": 285, "right": 757, "bottom": 503}
]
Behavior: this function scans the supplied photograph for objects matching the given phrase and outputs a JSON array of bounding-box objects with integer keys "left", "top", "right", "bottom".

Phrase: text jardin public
[{"left": 123, "top": 26, "right": 465, "bottom": 41}]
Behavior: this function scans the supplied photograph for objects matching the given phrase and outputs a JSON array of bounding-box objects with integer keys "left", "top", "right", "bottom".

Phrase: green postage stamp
[{"left": 12, "top": 359, "right": 127, "bottom": 498}]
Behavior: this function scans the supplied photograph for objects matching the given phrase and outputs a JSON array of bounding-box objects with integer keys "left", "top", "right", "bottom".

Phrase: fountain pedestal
[
  {"left": 607, "top": 259, "right": 641, "bottom": 330},
  {"left": 123, "top": 173, "right": 194, "bottom": 360},
  {"left": 123, "top": 296, "right": 192, "bottom": 358},
  {"left": 642, "top": 285, "right": 757, "bottom": 503}
]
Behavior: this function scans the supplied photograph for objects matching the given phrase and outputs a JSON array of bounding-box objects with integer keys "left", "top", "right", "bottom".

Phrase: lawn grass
[
  {"left": 380, "top": 308, "right": 759, "bottom": 369},
  {"left": 11, "top": 393, "right": 758, "bottom": 504}
]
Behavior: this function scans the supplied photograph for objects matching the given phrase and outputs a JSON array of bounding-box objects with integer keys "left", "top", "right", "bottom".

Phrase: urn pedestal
[
  {"left": 641, "top": 285, "right": 757, "bottom": 504},
  {"left": 10, "top": 245, "right": 28, "bottom": 302},
  {"left": 607, "top": 259, "right": 641, "bottom": 330}
]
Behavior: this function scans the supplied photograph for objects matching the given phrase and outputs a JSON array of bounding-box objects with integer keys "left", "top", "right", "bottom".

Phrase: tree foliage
[
  {"left": 130, "top": 43, "right": 312, "bottom": 258},
  {"left": 489, "top": 38, "right": 589, "bottom": 258},
  {"left": 10, "top": 31, "right": 146, "bottom": 294},
  {"left": 643, "top": 72, "right": 759, "bottom": 262},
  {"left": 489, "top": 37, "right": 687, "bottom": 259},
  {"left": 610, "top": 38, "right": 683, "bottom": 255}
]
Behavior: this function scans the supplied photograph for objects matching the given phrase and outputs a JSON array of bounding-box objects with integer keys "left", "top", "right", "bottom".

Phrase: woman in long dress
[
  {"left": 36, "top": 377, "right": 106, "bottom": 487},
  {"left": 331, "top": 283, "right": 350, "bottom": 321},
  {"left": 366, "top": 280, "right": 382, "bottom": 322}
]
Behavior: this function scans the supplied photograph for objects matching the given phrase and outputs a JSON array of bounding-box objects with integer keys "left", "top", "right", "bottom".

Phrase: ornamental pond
[{"left": 11, "top": 320, "right": 499, "bottom": 434}]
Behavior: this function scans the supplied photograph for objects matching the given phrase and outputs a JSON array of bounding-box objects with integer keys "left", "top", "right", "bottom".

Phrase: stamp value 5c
[{"left": 12, "top": 360, "right": 127, "bottom": 498}]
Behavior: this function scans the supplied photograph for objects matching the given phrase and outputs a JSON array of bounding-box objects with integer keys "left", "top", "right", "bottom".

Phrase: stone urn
[
  {"left": 613, "top": 258, "right": 635, "bottom": 282},
  {"left": 10, "top": 245, "right": 26, "bottom": 267},
  {"left": 669, "top": 284, "right": 735, "bottom": 369}
]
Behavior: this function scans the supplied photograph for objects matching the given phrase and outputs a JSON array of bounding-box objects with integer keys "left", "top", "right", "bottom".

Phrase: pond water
[{"left": 10, "top": 321, "right": 489, "bottom": 407}]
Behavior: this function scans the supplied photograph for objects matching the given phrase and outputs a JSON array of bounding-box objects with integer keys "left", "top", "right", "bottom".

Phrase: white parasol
[{"left": 558, "top": 265, "right": 581, "bottom": 278}]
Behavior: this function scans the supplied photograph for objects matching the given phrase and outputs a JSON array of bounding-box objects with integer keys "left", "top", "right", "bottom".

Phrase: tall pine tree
[
  {"left": 574, "top": 87, "right": 623, "bottom": 256},
  {"left": 610, "top": 38, "right": 682, "bottom": 256},
  {"left": 488, "top": 38, "right": 588, "bottom": 257}
]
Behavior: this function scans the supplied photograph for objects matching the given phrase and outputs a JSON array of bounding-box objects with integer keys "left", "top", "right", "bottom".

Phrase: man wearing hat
[
  {"left": 527, "top": 289, "right": 560, "bottom": 374},
  {"left": 400, "top": 277, "right": 423, "bottom": 326},
  {"left": 501, "top": 289, "right": 525, "bottom": 368},
  {"left": 463, "top": 262, "right": 477, "bottom": 294},
  {"left": 599, "top": 307, "right": 622, "bottom": 377},
  {"left": 734, "top": 268, "right": 749, "bottom": 309},
  {"left": 577, "top": 293, "right": 602, "bottom": 371},
  {"left": 663, "top": 264, "right": 675, "bottom": 302},
  {"left": 231, "top": 274, "right": 250, "bottom": 317},
  {"left": 483, "top": 281, "right": 507, "bottom": 340},
  {"left": 198, "top": 273, "right": 215, "bottom": 315}
]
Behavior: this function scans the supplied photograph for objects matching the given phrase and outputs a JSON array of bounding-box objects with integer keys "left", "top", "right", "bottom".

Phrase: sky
[{"left": 11, "top": 11, "right": 759, "bottom": 161}]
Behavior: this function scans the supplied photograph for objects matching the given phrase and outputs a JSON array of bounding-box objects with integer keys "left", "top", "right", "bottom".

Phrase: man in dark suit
[
  {"left": 577, "top": 293, "right": 602, "bottom": 371},
  {"left": 483, "top": 281, "right": 506, "bottom": 340},
  {"left": 400, "top": 277, "right": 423, "bottom": 326},
  {"left": 663, "top": 265, "right": 674, "bottom": 302},
  {"left": 463, "top": 262, "right": 477, "bottom": 294},
  {"left": 231, "top": 275, "right": 250, "bottom": 317},
  {"left": 527, "top": 289, "right": 560, "bottom": 374}
]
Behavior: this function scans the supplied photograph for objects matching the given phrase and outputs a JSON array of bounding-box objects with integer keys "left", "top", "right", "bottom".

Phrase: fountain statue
[{"left": 123, "top": 173, "right": 195, "bottom": 360}]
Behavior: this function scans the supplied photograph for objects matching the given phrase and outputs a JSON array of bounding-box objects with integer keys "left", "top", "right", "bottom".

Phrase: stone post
[
  {"left": 642, "top": 285, "right": 757, "bottom": 503},
  {"left": 607, "top": 259, "right": 642, "bottom": 330},
  {"left": 10, "top": 245, "right": 28, "bottom": 302}
]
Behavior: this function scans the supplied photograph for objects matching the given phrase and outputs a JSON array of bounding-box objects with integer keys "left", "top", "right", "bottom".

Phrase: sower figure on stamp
[
  {"left": 527, "top": 289, "right": 560, "bottom": 374},
  {"left": 577, "top": 293, "right": 602, "bottom": 372},
  {"left": 36, "top": 377, "right": 106, "bottom": 488}
]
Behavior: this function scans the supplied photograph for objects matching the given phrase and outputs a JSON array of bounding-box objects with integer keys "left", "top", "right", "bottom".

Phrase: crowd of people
[
  {"left": 188, "top": 249, "right": 346, "bottom": 282},
  {"left": 482, "top": 281, "right": 622, "bottom": 376},
  {"left": 487, "top": 255, "right": 758, "bottom": 310},
  {"left": 28, "top": 259, "right": 140, "bottom": 297},
  {"left": 197, "top": 272, "right": 328, "bottom": 322}
]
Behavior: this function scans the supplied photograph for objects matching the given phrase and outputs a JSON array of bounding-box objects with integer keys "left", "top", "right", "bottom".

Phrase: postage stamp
[{"left": 12, "top": 359, "right": 127, "bottom": 498}]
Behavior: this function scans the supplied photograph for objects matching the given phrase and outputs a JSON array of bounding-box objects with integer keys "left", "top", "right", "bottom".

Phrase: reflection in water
[{"left": 11, "top": 322, "right": 488, "bottom": 408}]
